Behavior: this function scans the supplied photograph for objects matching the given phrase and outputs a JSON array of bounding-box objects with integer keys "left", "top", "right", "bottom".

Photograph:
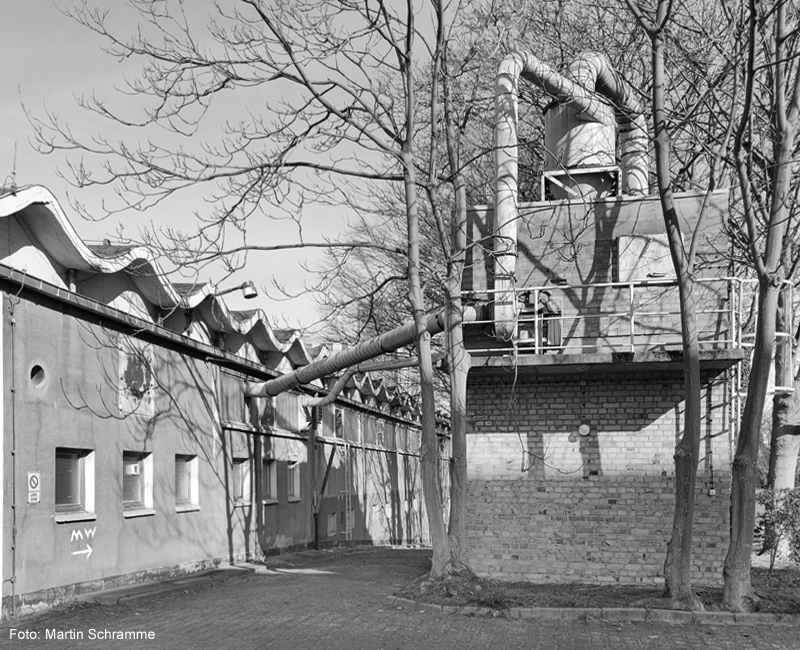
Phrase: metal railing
[{"left": 465, "top": 277, "right": 792, "bottom": 359}]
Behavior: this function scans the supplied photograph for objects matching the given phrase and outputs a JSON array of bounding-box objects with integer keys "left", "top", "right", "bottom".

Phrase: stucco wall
[{"left": 2, "top": 297, "right": 258, "bottom": 609}]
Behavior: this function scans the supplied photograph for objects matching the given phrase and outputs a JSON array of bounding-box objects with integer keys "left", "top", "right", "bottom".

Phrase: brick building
[{"left": 458, "top": 52, "right": 775, "bottom": 585}]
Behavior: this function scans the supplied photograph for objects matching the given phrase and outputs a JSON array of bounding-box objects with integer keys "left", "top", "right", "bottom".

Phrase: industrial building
[
  {"left": 0, "top": 185, "right": 428, "bottom": 617},
  {"left": 460, "top": 52, "right": 788, "bottom": 584}
]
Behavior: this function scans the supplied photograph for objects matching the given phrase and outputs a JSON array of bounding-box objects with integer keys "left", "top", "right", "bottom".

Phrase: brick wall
[{"left": 465, "top": 369, "right": 732, "bottom": 584}]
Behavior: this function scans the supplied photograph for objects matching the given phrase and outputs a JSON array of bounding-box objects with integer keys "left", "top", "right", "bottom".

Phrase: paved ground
[{"left": 1, "top": 547, "right": 798, "bottom": 650}]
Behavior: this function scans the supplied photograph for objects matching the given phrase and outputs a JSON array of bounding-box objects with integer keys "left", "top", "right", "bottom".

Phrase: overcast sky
[{"left": 0, "top": 1, "right": 340, "bottom": 329}]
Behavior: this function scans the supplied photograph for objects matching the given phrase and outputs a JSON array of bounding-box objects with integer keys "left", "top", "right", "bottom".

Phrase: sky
[{"left": 0, "top": 1, "right": 343, "bottom": 329}]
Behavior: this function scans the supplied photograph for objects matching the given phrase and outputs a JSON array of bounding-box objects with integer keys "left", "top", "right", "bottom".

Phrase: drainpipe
[
  {"left": 493, "top": 50, "right": 650, "bottom": 340},
  {"left": 245, "top": 307, "right": 477, "bottom": 398},
  {"left": 0, "top": 297, "right": 4, "bottom": 615}
]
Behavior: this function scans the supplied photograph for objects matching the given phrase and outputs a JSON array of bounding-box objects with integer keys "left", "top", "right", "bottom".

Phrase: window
[
  {"left": 327, "top": 513, "right": 337, "bottom": 536},
  {"left": 287, "top": 460, "right": 301, "bottom": 501},
  {"left": 262, "top": 458, "right": 277, "bottom": 503},
  {"left": 232, "top": 458, "right": 251, "bottom": 506},
  {"left": 275, "top": 393, "right": 302, "bottom": 432},
  {"left": 123, "top": 451, "right": 154, "bottom": 516},
  {"left": 334, "top": 408, "right": 344, "bottom": 439},
  {"left": 175, "top": 454, "right": 199, "bottom": 512},
  {"left": 384, "top": 423, "right": 396, "bottom": 450},
  {"left": 320, "top": 405, "right": 335, "bottom": 438},
  {"left": 376, "top": 421, "right": 385, "bottom": 447},
  {"left": 55, "top": 448, "right": 95, "bottom": 522}
]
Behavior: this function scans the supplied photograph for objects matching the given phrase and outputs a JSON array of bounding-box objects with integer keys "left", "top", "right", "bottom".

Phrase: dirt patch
[
  {"left": 261, "top": 546, "right": 800, "bottom": 614},
  {"left": 395, "top": 562, "right": 800, "bottom": 614}
]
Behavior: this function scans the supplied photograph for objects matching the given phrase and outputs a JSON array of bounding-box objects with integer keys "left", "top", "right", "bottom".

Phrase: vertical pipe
[
  {"left": 0, "top": 296, "right": 4, "bottom": 615},
  {"left": 629, "top": 284, "right": 636, "bottom": 352},
  {"left": 493, "top": 51, "right": 651, "bottom": 341},
  {"left": 309, "top": 406, "right": 319, "bottom": 550},
  {"left": 7, "top": 296, "right": 16, "bottom": 615}
]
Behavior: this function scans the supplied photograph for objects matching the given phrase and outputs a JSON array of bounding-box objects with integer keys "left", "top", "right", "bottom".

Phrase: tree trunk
[
  {"left": 418, "top": 326, "right": 450, "bottom": 577},
  {"left": 761, "top": 294, "right": 800, "bottom": 554},
  {"left": 723, "top": 282, "right": 781, "bottom": 611},
  {"left": 443, "top": 141, "right": 471, "bottom": 569},
  {"left": 402, "top": 152, "right": 450, "bottom": 577},
  {"left": 446, "top": 303, "right": 469, "bottom": 565},
  {"left": 662, "top": 279, "right": 704, "bottom": 609},
  {"left": 766, "top": 294, "right": 800, "bottom": 492},
  {"left": 650, "top": 28, "right": 704, "bottom": 610},
  {"left": 768, "top": 394, "right": 800, "bottom": 491}
]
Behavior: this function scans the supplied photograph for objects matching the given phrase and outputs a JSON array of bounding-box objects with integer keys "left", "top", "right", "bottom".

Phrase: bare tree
[
  {"left": 722, "top": 0, "right": 800, "bottom": 611},
  {"left": 623, "top": 0, "right": 739, "bottom": 609},
  {"left": 26, "top": 0, "right": 486, "bottom": 577},
  {"left": 763, "top": 193, "right": 800, "bottom": 490}
]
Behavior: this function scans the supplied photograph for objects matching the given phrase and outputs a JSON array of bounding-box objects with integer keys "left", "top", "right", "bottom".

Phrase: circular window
[{"left": 30, "top": 364, "right": 46, "bottom": 388}]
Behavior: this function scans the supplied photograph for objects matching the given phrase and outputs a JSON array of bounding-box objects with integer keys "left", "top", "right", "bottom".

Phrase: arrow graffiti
[{"left": 71, "top": 544, "right": 93, "bottom": 559}]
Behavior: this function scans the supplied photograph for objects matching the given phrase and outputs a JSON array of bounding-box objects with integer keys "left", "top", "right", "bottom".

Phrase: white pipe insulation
[
  {"left": 493, "top": 51, "right": 650, "bottom": 340},
  {"left": 245, "top": 306, "right": 477, "bottom": 398}
]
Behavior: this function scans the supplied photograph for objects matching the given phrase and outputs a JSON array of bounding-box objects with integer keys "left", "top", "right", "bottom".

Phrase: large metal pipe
[
  {"left": 246, "top": 307, "right": 477, "bottom": 397},
  {"left": 493, "top": 50, "right": 649, "bottom": 340},
  {"left": 301, "top": 354, "right": 444, "bottom": 407}
]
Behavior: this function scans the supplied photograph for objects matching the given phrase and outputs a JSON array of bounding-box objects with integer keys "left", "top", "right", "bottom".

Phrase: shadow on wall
[
  {"left": 87, "top": 323, "right": 258, "bottom": 560},
  {"left": 470, "top": 370, "right": 728, "bottom": 482}
]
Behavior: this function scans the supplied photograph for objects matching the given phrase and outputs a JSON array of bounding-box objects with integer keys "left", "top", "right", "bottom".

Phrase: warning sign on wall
[{"left": 28, "top": 472, "right": 41, "bottom": 504}]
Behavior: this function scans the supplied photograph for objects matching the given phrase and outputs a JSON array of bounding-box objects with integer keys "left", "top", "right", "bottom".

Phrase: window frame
[
  {"left": 287, "top": 460, "right": 301, "bottom": 502},
  {"left": 334, "top": 407, "right": 344, "bottom": 438},
  {"left": 122, "top": 451, "right": 154, "bottom": 518},
  {"left": 55, "top": 447, "right": 96, "bottom": 523},
  {"left": 262, "top": 457, "right": 278, "bottom": 504},
  {"left": 175, "top": 454, "right": 200, "bottom": 512},
  {"left": 232, "top": 457, "right": 252, "bottom": 507}
]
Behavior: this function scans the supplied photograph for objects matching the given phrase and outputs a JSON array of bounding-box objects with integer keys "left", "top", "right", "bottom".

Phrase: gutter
[{"left": 0, "top": 264, "right": 279, "bottom": 382}]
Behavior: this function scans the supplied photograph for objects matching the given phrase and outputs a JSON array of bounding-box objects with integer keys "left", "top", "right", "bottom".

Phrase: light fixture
[{"left": 212, "top": 280, "right": 258, "bottom": 300}]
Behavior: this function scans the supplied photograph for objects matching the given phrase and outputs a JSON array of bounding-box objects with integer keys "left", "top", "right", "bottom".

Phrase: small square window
[
  {"left": 232, "top": 458, "right": 251, "bottom": 506},
  {"left": 287, "top": 460, "right": 300, "bottom": 501},
  {"left": 262, "top": 458, "right": 277, "bottom": 503},
  {"left": 175, "top": 454, "right": 199, "bottom": 511},
  {"left": 123, "top": 451, "right": 154, "bottom": 516},
  {"left": 55, "top": 448, "right": 95, "bottom": 521}
]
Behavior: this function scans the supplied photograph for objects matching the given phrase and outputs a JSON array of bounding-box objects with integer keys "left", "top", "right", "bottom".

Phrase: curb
[{"left": 383, "top": 595, "right": 799, "bottom": 625}]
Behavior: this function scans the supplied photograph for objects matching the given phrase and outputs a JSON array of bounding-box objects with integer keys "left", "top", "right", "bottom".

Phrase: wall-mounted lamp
[
  {"left": 212, "top": 280, "right": 258, "bottom": 300},
  {"left": 549, "top": 277, "right": 568, "bottom": 286}
]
